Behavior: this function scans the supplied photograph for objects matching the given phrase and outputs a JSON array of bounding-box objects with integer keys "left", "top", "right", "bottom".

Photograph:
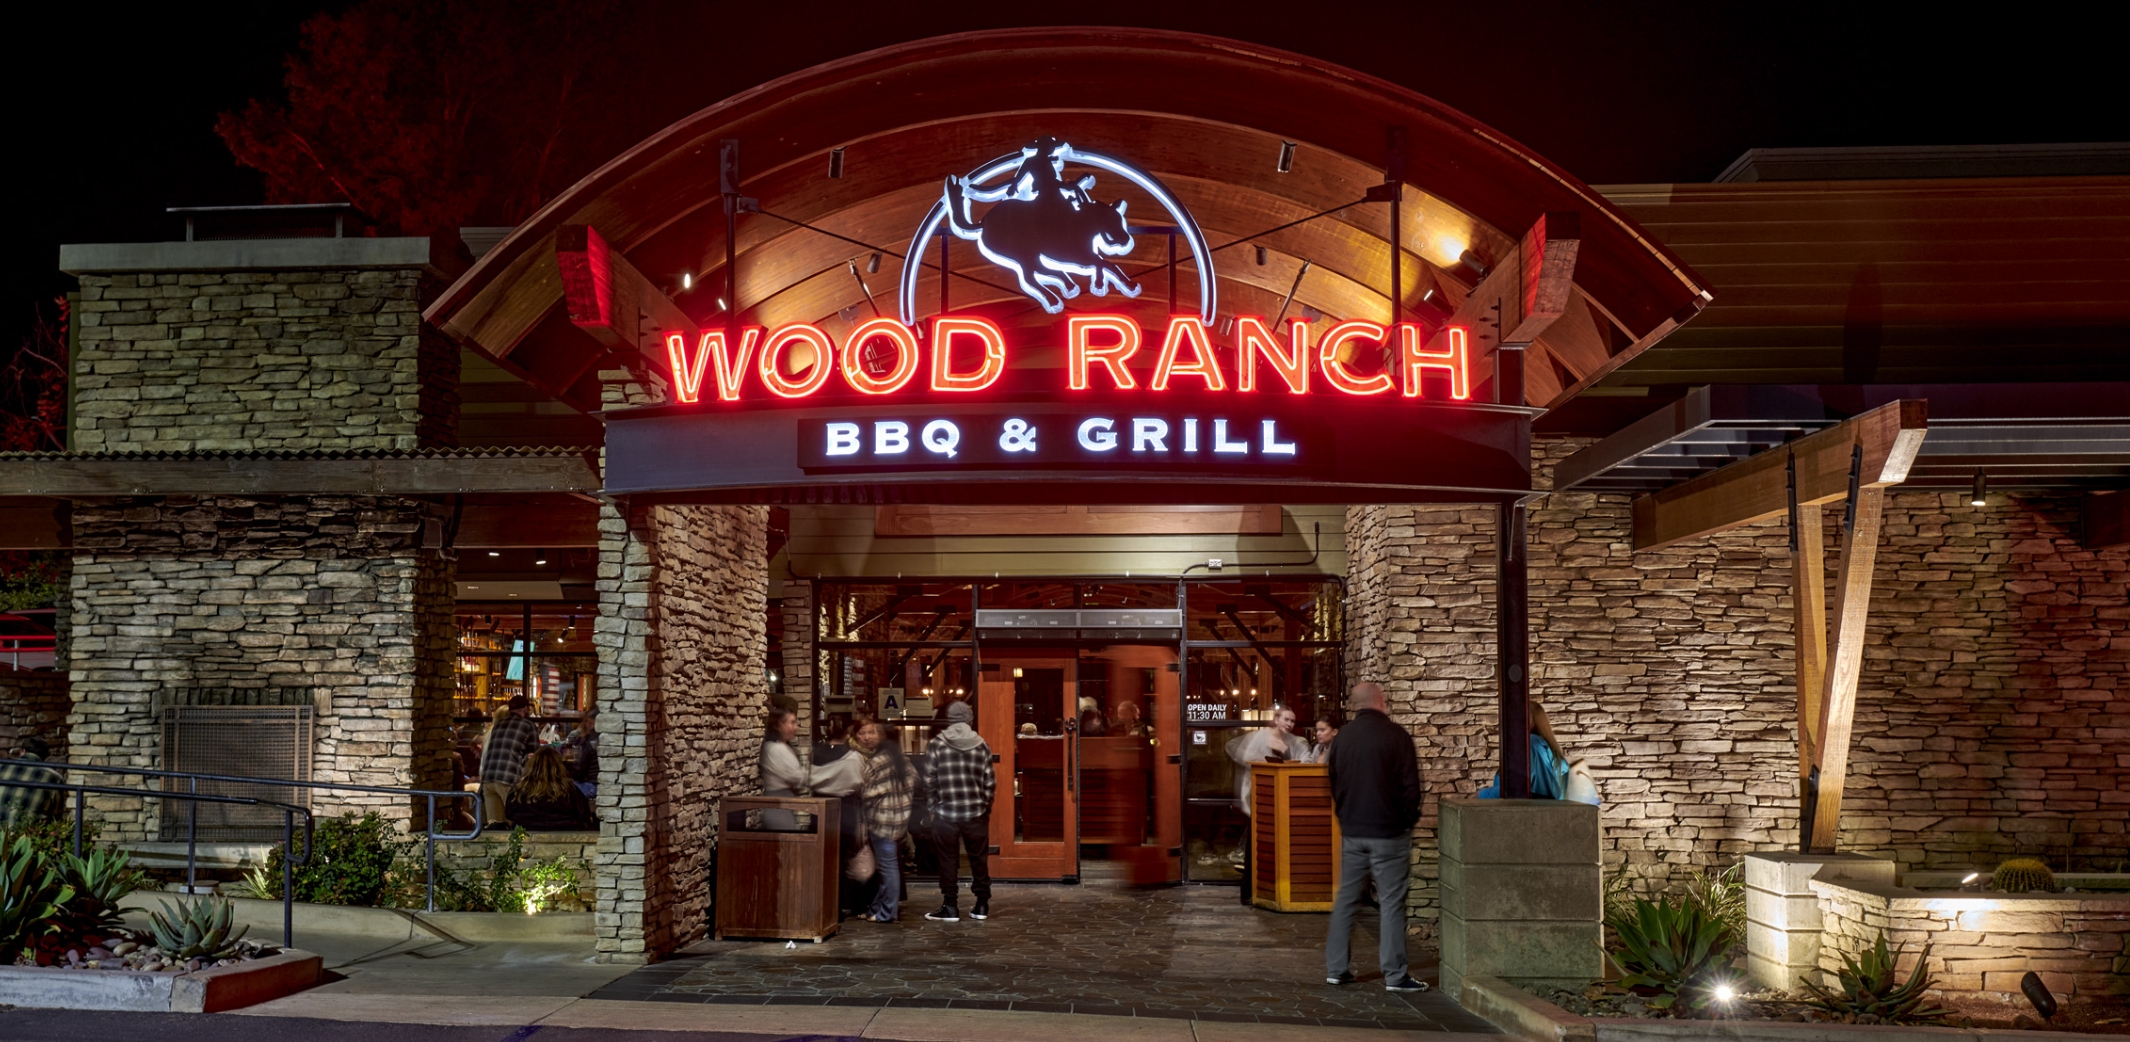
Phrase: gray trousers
[{"left": 1325, "top": 834, "right": 1411, "bottom": 979}]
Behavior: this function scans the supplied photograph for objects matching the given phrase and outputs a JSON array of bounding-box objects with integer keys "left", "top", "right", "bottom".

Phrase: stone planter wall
[
  {"left": 1345, "top": 438, "right": 2130, "bottom": 937},
  {"left": 1811, "top": 876, "right": 2130, "bottom": 1002},
  {"left": 432, "top": 829, "right": 597, "bottom": 911}
]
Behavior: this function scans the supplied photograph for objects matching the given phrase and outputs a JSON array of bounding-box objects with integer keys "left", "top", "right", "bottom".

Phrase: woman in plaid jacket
[{"left": 854, "top": 718, "right": 917, "bottom": 922}]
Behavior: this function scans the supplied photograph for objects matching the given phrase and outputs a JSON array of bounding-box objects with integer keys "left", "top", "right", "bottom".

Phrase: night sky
[{"left": 8, "top": 1, "right": 2124, "bottom": 354}]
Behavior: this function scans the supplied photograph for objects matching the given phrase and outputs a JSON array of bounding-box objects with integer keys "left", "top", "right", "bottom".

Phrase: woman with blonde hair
[
  {"left": 853, "top": 717, "right": 918, "bottom": 922},
  {"left": 505, "top": 745, "right": 595, "bottom": 831}
]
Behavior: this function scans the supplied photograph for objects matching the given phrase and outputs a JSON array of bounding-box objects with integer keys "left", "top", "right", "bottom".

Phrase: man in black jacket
[{"left": 1324, "top": 681, "right": 1426, "bottom": 992}]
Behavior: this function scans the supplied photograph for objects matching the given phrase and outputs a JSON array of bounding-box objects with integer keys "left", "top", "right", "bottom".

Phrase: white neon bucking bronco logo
[{"left": 899, "top": 139, "right": 1216, "bottom": 325}]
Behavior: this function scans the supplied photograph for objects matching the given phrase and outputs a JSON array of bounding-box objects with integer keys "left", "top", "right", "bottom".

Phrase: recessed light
[{"left": 487, "top": 551, "right": 500, "bottom": 557}]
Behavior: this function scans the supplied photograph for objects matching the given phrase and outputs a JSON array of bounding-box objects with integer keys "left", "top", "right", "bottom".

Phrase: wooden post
[
  {"left": 1498, "top": 500, "right": 1531, "bottom": 798},
  {"left": 1805, "top": 485, "right": 1885, "bottom": 853},
  {"left": 1792, "top": 498, "right": 1827, "bottom": 839}
]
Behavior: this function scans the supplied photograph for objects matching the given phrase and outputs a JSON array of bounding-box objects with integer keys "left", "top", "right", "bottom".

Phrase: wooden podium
[{"left": 1249, "top": 762, "right": 1341, "bottom": 911}]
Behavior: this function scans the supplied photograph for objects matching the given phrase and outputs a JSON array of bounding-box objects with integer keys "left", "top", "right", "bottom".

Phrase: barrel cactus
[{"left": 1991, "top": 857, "right": 2056, "bottom": 894}]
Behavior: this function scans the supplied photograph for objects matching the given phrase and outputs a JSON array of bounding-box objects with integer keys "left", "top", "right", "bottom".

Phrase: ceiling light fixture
[
  {"left": 828, "top": 146, "right": 846, "bottom": 179},
  {"left": 866, "top": 252, "right": 882, "bottom": 275},
  {"left": 1254, "top": 245, "right": 1268, "bottom": 266},
  {"left": 535, "top": 549, "right": 549, "bottom": 566},
  {"left": 1276, "top": 140, "right": 1296, "bottom": 173},
  {"left": 1971, "top": 469, "right": 1988, "bottom": 507},
  {"left": 487, "top": 551, "right": 501, "bottom": 557},
  {"left": 1458, "top": 250, "right": 1489, "bottom": 279},
  {"left": 681, "top": 272, "right": 692, "bottom": 290}
]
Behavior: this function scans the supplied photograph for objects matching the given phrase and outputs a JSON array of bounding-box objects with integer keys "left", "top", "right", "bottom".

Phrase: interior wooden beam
[
  {"left": 2085, "top": 490, "right": 2130, "bottom": 550},
  {"left": 1631, "top": 400, "right": 1927, "bottom": 551},
  {"left": 1792, "top": 499, "right": 1828, "bottom": 790},
  {"left": 1806, "top": 486, "right": 1886, "bottom": 853}
]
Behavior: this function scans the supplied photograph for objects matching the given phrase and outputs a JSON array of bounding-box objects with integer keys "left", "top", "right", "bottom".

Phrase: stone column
[
  {"left": 1743, "top": 851, "right": 1895, "bottom": 992},
  {"left": 592, "top": 499, "right": 769, "bottom": 962},
  {"left": 1439, "top": 797, "right": 1602, "bottom": 999}
]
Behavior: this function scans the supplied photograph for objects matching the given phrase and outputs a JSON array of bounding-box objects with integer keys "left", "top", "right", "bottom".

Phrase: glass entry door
[{"left": 977, "top": 655, "right": 1079, "bottom": 881}]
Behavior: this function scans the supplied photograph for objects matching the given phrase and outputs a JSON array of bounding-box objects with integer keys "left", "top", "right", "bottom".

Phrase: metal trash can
[{"left": 714, "top": 795, "right": 841, "bottom": 942}]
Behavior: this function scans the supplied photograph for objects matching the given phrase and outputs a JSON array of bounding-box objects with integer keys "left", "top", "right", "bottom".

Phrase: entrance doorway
[{"left": 812, "top": 577, "right": 1340, "bottom": 887}]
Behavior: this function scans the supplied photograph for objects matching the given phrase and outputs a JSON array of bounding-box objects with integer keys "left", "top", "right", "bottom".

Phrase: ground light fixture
[
  {"left": 1713, "top": 983, "right": 1736, "bottom": 1004},
  {"left": 1971, "top": 469, "right": 1988, "bottom": 507}
]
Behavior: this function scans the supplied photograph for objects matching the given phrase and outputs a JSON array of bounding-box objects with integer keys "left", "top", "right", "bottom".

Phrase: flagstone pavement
[{"left": 588, "top": 870, "right": 1493, "bottom": 1034}]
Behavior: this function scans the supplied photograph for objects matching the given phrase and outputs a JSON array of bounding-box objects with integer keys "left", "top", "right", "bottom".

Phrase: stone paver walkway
[{"left": 589, "top": 872, "right": 1493, "bottom": 1034}]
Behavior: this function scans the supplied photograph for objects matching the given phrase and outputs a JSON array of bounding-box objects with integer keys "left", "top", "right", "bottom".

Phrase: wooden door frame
[{"left": 977, "top": 653, "right": 1080, "bottom": 881}]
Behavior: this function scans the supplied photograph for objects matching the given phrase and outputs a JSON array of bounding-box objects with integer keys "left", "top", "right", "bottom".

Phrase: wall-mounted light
[
  {"left": 1217, "top": 314, "right": 1235, "bottom": 337},
  {"left": 1458, "top": 250, "right": 1490, "bottom": 279},
  {"left": 828, "top": 146, "right": 846, "bottom": 179},
  {"left": 1255, "top": 245, "right": 1269, "bottom": 266},
  {"left": 1971, "top": 469, "right": 1988, "bottom": 507},
  {"left": 1276, "top": 140, "right": 1296, "bottom": 173},
  {"left": 866, "top": 252, "right": 881, "bottom": 274},
  {"left": 534, "top": 549, "right": 549, "bottom": 566}
]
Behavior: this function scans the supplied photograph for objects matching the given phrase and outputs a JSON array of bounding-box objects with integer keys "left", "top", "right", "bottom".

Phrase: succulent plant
[
  {"left": 1804, "top": 932, "right": 1951, "bottom": 1024},
  {"left": 147, "top": 896, "right": 249, "bottom": 961},
  {"left": 1607, "top": 894, "right": 1731, "bottom": 1009},
  {"left": 1992, "top": 857, "right": 2055, "bottom": 893},
  {"left": 1, "top": 834, "right": 74, "bottom": 959},
  {"left": 58, "top": 846, "right": 151, "bottom": 935}
]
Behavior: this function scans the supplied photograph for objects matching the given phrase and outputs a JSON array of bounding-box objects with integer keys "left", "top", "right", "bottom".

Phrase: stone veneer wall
[
  {"left": 593, "top": 500, "right": 769, "bottom": 961},
  {"left": 1345, "top": 438, "right": 2130, "bottom": 938},
  {"left": 779, "top": 579, "right": 816, "bottom": 734},
  {"left": 1811, "top": 876, "right": 2130, "bottom": 1001},
  {"left": 0, "top": 671, "right": 69, "bottom": 758},
  {"left": 71, "top": 268, "right": 457, "bottom": 452},
  {"left": 67, "top": 496, "right": 455, "bottom": 837}
]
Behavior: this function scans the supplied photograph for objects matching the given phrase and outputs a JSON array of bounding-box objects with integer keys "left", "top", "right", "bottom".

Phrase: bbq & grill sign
[{"left": 602, "top": 136, "right": 1528, "bottom": 502}]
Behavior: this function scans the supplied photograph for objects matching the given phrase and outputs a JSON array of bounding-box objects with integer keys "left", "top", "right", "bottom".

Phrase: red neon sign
[
  {"left": 1318, "top": 320, "right": 1395, "bottom": 396},
  {"left": 759, "top": 324, "right": 834, "bottom": 399},
  {"left": 930, "top": 316, "right": 1007, "bottom": 392},
  {"left": 664, "top": 315, "right": 1469, "bottom": 404},
  {"left": 1151, "top": 317, "right": 1226, "bottom": 391},
  {"left": 1236, "top": 316, "right": 1309, "bottom": 394},
  {"left": 1068, "top": 315, "right": 1141, "bottom": 391},
  {"left": 842, "top": 317, "right": 919, "bottom": 395}
]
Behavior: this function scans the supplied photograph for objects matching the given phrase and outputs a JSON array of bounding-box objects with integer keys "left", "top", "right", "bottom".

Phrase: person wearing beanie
[
  {"left": 919, "top": 699, "right": 995, "bottom": 922},
  {"left": 1, "top": 735, "right": 63, "bottom": 829}
]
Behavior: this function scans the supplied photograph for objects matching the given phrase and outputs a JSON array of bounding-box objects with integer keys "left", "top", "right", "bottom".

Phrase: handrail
[
  {"left": 1, "top": 757, "right": 486, "bottom": 916},
  {"left": 2, "top": 774, "right": 312, "bottom": 948}
]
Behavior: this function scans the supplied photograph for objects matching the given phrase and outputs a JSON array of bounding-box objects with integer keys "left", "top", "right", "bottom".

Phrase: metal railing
[{"left": 1, "top": 758, "right": 487, "bottom": 944}]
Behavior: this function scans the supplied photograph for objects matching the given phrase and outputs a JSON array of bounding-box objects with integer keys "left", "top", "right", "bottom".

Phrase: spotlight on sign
[
  {"left": 1458, "top": 249, "right": 1489, "bottom": 279},
  {"left": 1971, "top": 469, "right": 1988, "bottom": 507},
  {"left": 1277, "top": 140, "right": 1296, "bottom": 173},
  {"left": 867, "top": 252, "right": 881, "bottom": 274},
  {"left": 1255, "top": 245, "right": 1269, "bottom": 266},
  {"left": 828, "top": 146, "right": 846, "bottom": 179}
]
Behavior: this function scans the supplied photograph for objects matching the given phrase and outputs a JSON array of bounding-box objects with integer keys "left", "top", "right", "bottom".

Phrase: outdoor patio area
[{"left": 588, "top": 869, "right": 1493, "bottom": 1034}]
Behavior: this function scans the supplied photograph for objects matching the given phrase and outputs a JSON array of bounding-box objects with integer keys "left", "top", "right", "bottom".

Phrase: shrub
[
  {"left": 1607, "top": 894, "right": 1730, "bottom": 1010},
  {"left": 1992, "top": 857, "right": 2055, "bottom": 894},
  {"left": 266, "top": 811, "right": 410, "bottom": 906},
  {"left": 1803, "top": 932, "right": 1951, "bottom": 1024},
  {"left": 1681, "top": 861, "right": 1746, "bottom": 950}
]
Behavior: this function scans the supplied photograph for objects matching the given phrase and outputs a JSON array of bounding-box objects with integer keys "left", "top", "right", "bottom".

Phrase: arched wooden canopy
[{"left": 427, "top": 28, "right": 1709, "bottom": 415}]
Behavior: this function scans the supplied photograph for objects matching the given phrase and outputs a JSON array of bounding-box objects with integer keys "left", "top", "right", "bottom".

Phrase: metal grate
[{"left": 159, "top": 705, "right": 313, "bottom": 842}]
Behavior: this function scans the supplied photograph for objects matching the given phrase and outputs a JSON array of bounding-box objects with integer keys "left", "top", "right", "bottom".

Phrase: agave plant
[
  {"left": 58, "top": 846, "right": 151, "bottom": 935},
  {"left": 1803, "top": 932, "right": 1952, "bottom": 1024},
  {"left": 147, "top": 896, "right": 249, "bottom": 961},
  {"left": 1, "top": 834, "right": 74, "bottom": 960},
  {"left": 1607, "top": 894, "right": 1730, "bottom": 1009}
]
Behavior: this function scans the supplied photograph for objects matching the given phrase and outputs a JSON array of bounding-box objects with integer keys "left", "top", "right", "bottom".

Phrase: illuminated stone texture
[
  {"left": 1812, "top": 874, "right": 2130, "bottom": 1001},
  {"left": 592, "top": 493, "right": 770, "bottom": 962},
  {"left": 1346, "top": 439, "right": 2130, "bottom": 939},
  {"left": 64, "top": 496, "right": 455, "bottom": 837},
  {"left": 70, "top": 266, "right": 456, "bottom": 453}
]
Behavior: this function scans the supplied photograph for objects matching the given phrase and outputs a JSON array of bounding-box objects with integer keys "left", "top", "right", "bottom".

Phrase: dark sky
[{"left": 8, "top": 1, "right": 2123, "bottom": 352}]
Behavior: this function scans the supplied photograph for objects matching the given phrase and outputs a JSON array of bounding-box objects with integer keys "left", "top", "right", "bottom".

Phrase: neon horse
[{"left": 943, "top": 139, "right": 1143, "bottom": 314}]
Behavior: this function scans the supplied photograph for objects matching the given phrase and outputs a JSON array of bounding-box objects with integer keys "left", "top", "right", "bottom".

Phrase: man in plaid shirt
[
  {"left": 1, "top": 736, "right": 63, "bottom": 830},
  {"left": 920, "top": 700, "right": 996, "bottom": 921},
  {"left": 479, "top": 696, "right": 541, "bottom": 826}
]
